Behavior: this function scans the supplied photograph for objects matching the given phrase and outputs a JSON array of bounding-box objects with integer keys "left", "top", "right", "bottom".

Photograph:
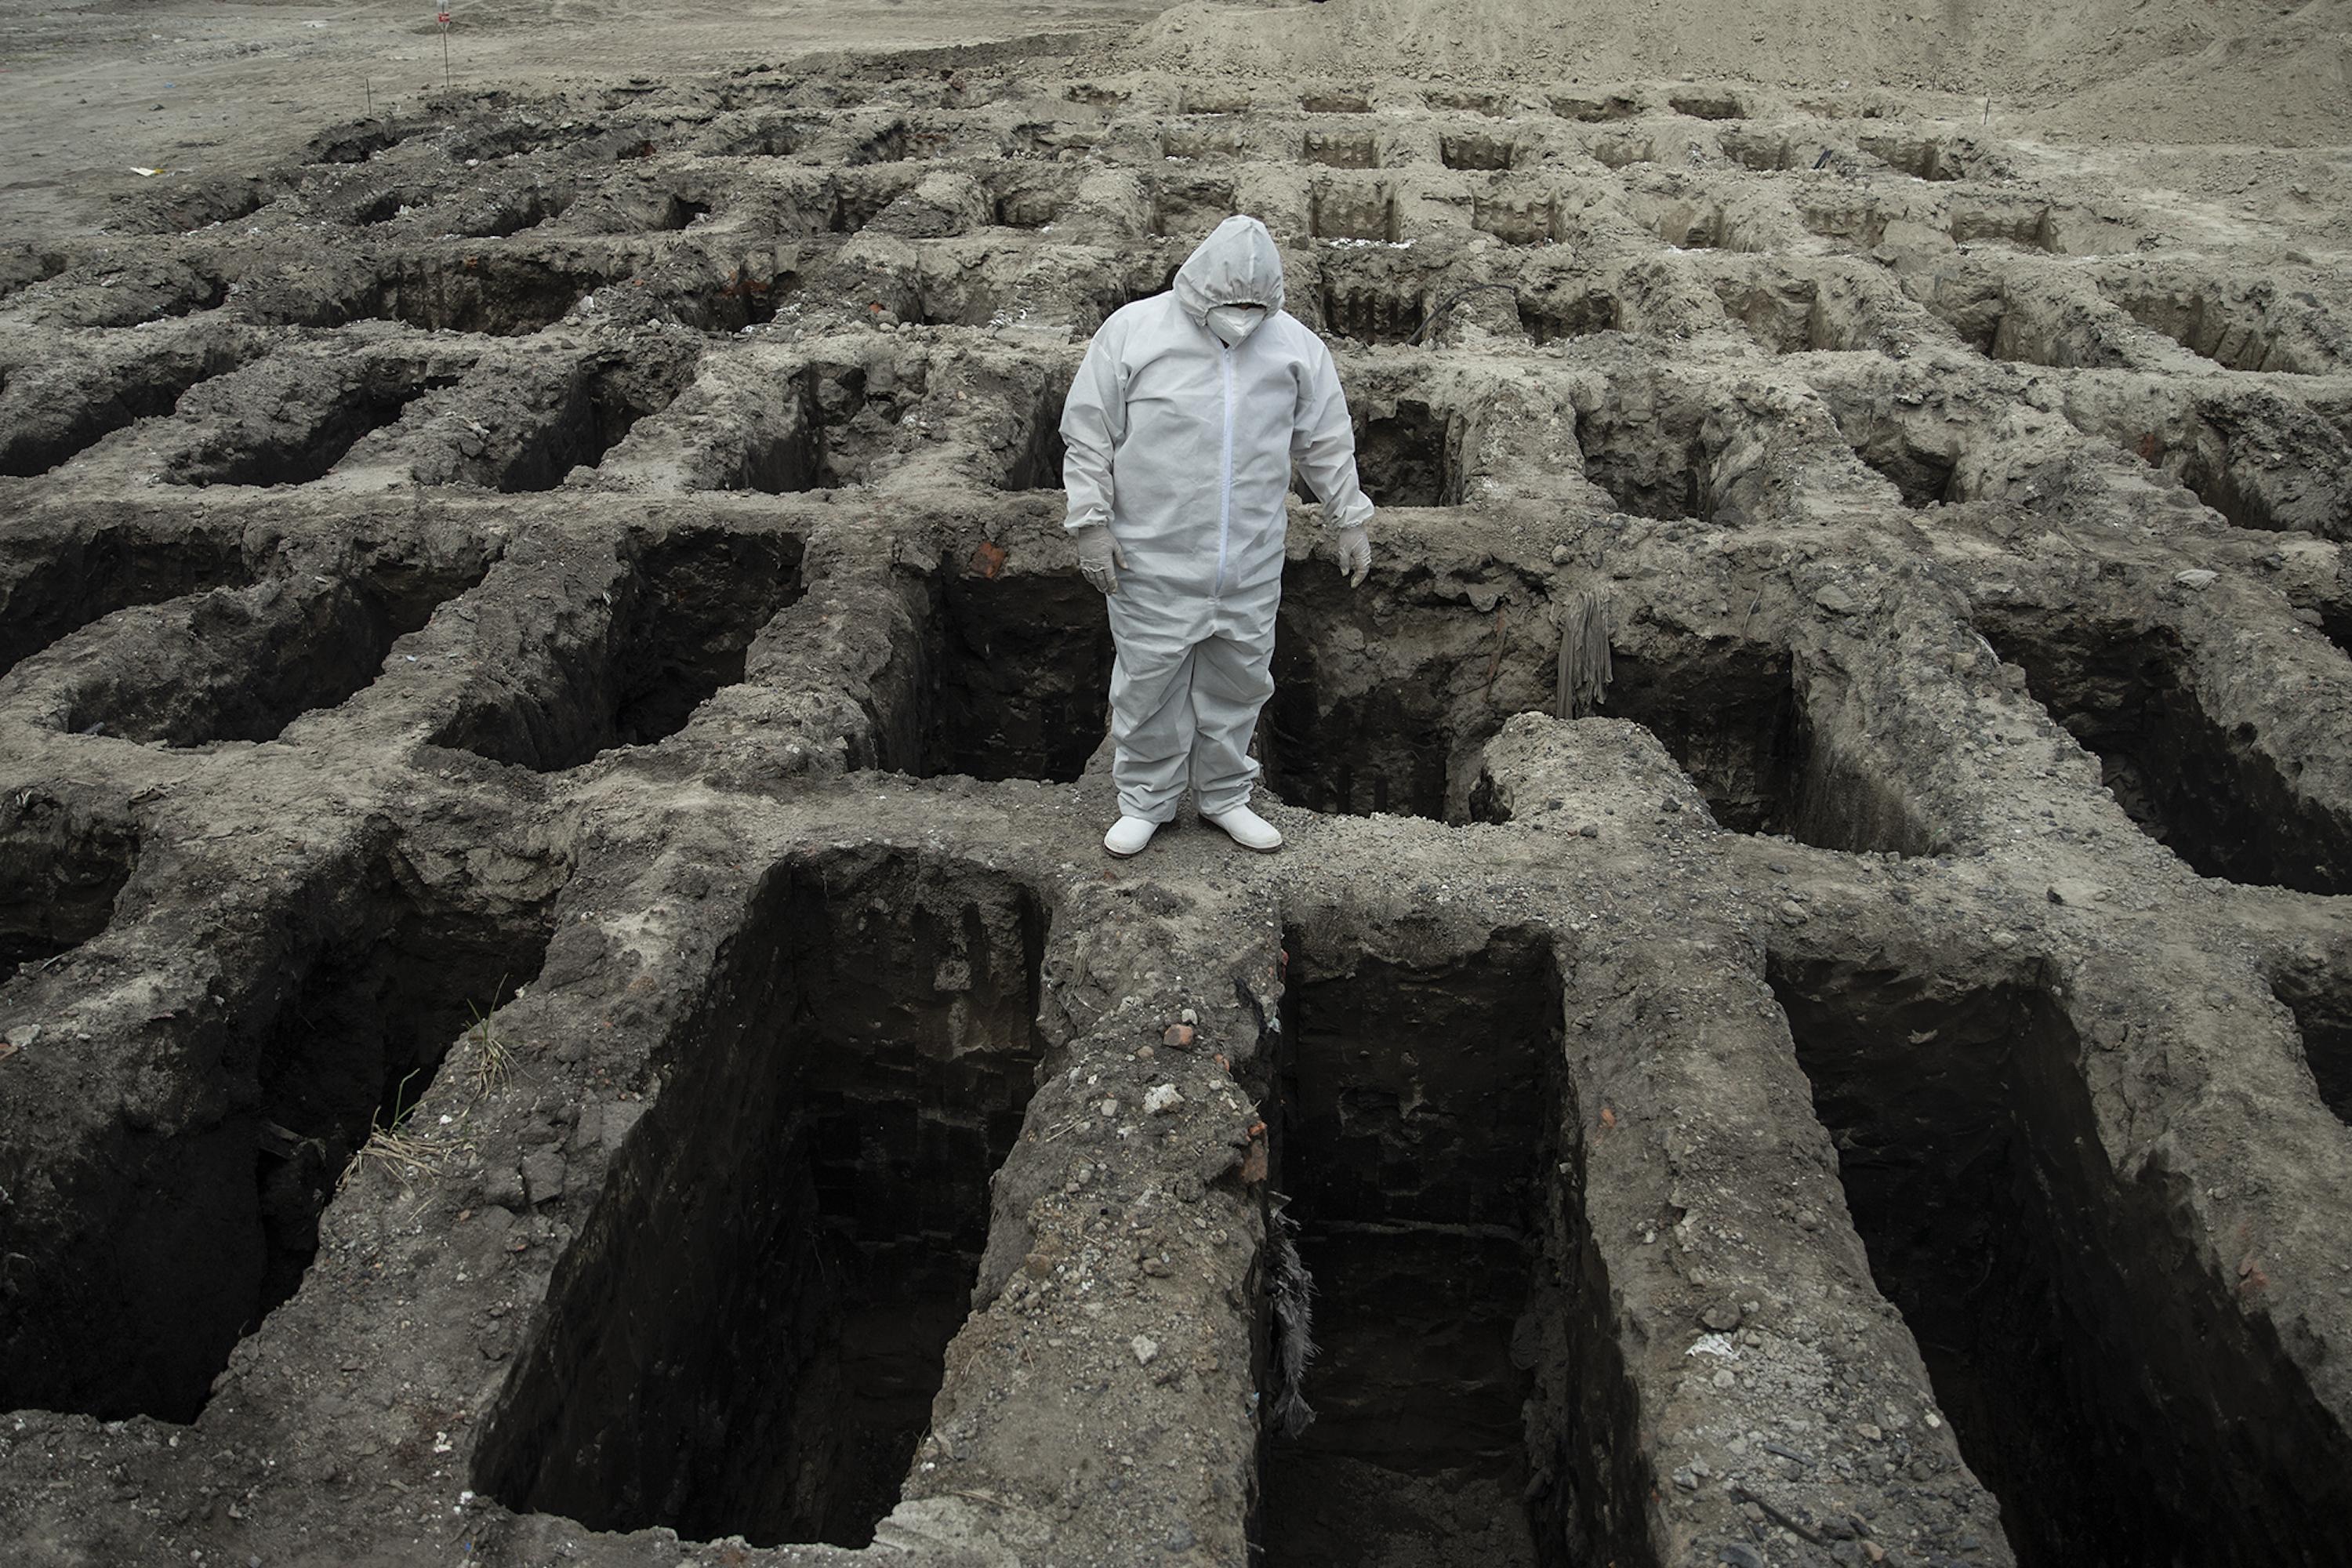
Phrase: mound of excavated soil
[{"left": 1125, "top": 0, "right": 2352, "bottom": 146}]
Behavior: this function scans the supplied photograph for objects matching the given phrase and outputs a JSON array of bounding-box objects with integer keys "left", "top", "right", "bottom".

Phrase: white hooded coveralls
[{"left": 1061, "top": 215, "right": 1375, "bottom": 823}]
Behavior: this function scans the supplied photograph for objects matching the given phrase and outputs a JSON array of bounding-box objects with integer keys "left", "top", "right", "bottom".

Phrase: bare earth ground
[
  {"left": 2, "top": 3, "right": 2351, "bottom": 1568},
  {"left": 0, "top": 0, "right": 1171, "bottom": 231},
  {"left": 3, "top": 0, "right": 2347, "bottom": 240}
]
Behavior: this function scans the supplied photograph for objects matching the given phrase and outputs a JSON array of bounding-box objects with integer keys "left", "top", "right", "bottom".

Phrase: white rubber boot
[
  {"left": 1103, "top": 815, "right": 1160, "bottom": 858},
  {"left": 1205, "top": 804, "right": 1283, "bottom": 853}
]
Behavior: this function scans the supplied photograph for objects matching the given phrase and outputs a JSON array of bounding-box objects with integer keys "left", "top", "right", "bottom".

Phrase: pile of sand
[{"left": 1121, "top": 0, "right": 2352, "bottom": 146}]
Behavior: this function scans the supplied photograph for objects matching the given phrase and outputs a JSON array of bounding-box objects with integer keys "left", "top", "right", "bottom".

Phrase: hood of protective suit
[{"left": 1174, "top": 215, "right": 1286, "bottom": 330}]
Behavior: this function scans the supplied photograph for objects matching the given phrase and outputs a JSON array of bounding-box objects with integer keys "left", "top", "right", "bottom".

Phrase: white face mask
[{"left": 1206, "top": 303, "right": 1266, "bottom": 347}]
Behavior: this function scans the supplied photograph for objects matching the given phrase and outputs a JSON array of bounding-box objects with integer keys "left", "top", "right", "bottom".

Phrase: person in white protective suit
[{"left": 1061, "top": 214, "right": 1375, "bottom": 858}]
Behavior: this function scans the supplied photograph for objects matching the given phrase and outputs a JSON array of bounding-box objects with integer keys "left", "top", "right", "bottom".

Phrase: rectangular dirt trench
[
  {"left": 696, "top": 361, "right": 914, "bottom": 494},
  {"left": 902, "top": 567, "right": 1113, "bottom": 784},
  {"left": 165, "top": 367, "right": 459, "bottom": 488},
  {"left": 1593, "top": 634, "right": 1934, "bottom": 855},
  {"left": 0, "top": 350, "right": 241, "bottom": 478},
  {"left": 471, "top": 851, "right": 1047, "bottom": 1549},
  {"left": 1263, "top": 575, "right": 1557, "bottom": 823},
  {"left": 431, "top": 530, "right": 804, "bottom": 770},
  {"left": 66, "top": 565, "right": 489, "bottom": 747},
  {"left": 488, "top": 349, "right": 699, "bottom": 492},
  {"left": 1319, "top": 400, "right": 1465, "bottom": 509},
  {"left": 0, "top": 792, "right": 136, "bottom": 986},
  {"left": 2271, "top": 957, "right": 2352, "bottom": 1125},
  {"left": 1257, "top": 925, "right": 1644, "bottom": 1567},
  {"left": 321, "top": 254, "right": 616, "bottom": 336},
  {"left": 1770, "top": 956, "right": 2352, "bottom": 1568},
  {"left": 0, "top": 529, "right": 251, "bottom": 678},
  {"left": 1975, "top": 608, "right": 2351, "bottom": 893},
  {"left": 0, "top": 850, "right": 560, "bottom": 1422}
]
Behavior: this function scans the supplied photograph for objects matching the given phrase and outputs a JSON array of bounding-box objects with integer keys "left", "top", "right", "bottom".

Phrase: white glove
[
  {"left": 1075, "top": 524, "right": 1124, "bottom": 596},
  {"left": 1335, "top": 524, "right": 1370, "bottom": 589}
]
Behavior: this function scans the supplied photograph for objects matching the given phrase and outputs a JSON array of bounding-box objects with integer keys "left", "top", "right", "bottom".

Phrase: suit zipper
[{"left": 1214, "top": 343, "right": 1236, "bottom": 596}]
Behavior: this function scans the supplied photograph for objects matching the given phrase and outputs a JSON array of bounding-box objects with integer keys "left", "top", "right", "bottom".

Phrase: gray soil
[{"left": 2, "top": 4, "right": 2350, "bottom": 1568}]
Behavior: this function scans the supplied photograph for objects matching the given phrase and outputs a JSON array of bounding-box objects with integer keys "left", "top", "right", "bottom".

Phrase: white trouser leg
[
  {"left": 1188, "top": 626, "right": 1277, "bottom": 818},
  {"left": 1109, "top": 636, "right": 1200, "bottom": 823}
]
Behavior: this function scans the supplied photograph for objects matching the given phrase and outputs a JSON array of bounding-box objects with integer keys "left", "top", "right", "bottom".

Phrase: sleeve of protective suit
[
  {"left": 1059, "top": 325, "right": 1127, "bottom": 535},
  {"left": 1289, "top": 336, "right": 1376, "bottom": 531}
]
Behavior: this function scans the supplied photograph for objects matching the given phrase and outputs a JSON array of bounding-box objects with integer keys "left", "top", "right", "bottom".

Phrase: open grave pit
[
  {"left": 1260, "top": 921, "right": 1624, "bottom": 1568},
  {"left": 471, "top": 851, "right": 1046, "bottom": 1550},
  {"left": 1975, "top": 604, "right": 2352, "bottom": 894},
  {"left": 1772, "top": 954, "right": 2352, "bottom": 1568},
  {"left": 430, "top": 527, "right": 804, "bottom": 771}
]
